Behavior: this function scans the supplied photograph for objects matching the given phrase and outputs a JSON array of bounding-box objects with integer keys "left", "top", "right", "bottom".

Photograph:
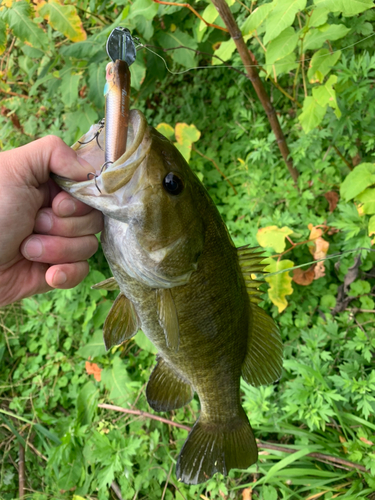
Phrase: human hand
[{"left": 0, "top": 135, "right": 104, "bottom": 307}]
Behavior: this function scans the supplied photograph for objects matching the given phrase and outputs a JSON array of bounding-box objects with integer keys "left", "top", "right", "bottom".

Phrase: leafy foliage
[{"left": 1, "top": 0, "right": 375, "bottom": 499}]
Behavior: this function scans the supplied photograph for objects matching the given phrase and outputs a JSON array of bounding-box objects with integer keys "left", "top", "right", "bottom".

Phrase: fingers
[
  {"left": 34, "top": 207, "right": 103, "bottom": 237},
  {"left": 52, "top": 191, "right": 97, "bottom": 217},
  {"left": 20, "top": 234, "right": 98, "bottom": 264},
  {"left": 45, "top": 262, "right": 90, "bottom": 289},
  {"left": 3, "top": 135, "right": 94, "bottom": 187}
]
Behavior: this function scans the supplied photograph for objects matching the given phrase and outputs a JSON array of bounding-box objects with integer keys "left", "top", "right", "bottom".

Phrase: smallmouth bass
[{"left": 53, "top": 110, "right": 283, "bottom": 485}]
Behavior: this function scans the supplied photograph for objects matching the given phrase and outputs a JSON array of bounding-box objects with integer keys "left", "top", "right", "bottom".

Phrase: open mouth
[{"left": 53, "top": 110, "right": 151, "bottom": 197}]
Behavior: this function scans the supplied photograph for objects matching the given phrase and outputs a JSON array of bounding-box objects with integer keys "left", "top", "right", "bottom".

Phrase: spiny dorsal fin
[
  {"left": 237, "top": 245, "right": 266, "bottom": 304},
  {"left": 103, "top": 293, "right": 139, "bottom": 350},
  {"left": 92, "top": 277, "right": 120, "bottom": 291},
  {"left": 242, "top": 303, "right": 283, "bottom": 386},
  {"left": 146, "top": 357, "right": 193, "bottom": 412},
  {"left": 156, "top": 289, "right": 180, "bottom": 351}
]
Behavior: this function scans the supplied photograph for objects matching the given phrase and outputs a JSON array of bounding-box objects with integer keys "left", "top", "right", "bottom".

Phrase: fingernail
[
  {"left": 35, "top": 212, "right": 52, "bottom": 233},
  {"left": 53, "top": 270, "right": 67, "bottom": 286},
  {"left": 24, "top": 238, "right": 43, "bottom": 259},
  {"left": 58, "top": 198, "right": 76, "bottom": 217}
]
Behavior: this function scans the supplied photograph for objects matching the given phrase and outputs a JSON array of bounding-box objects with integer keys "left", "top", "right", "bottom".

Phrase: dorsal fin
[
  {"left": 156, "top": 289, "right": 180, "bottom": 351},
  {"left": 237, "top": 245, "right": 267, "bottom": 304},
  {"left": 91, "top": 277, "right": 120, "bottom": 291},
  {"left": 238, "top": 245, "right": 283, "bottom": 386}
]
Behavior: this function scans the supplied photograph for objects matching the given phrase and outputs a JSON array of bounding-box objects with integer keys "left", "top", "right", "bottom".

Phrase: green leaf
[
  {"left": 88, "top": 62, "right": 106, "bottom": 109},
  {"left": 198, "top": 3, "right": 218, "bottom": 31},
  {"left": 264, "top": 258, "right": 294, "bottom": 313},
  {"left": 77, "top": 329, "right": 107, "bottom": 358},
  {"left": 340, "top": 163, "right": 375, "bottom": 201},
  {"left": 157, "top": 30, "right": 197, "bottom": 68},
  {"left": 60, "top": 39, "right": 103, "bottom": 59},
  {"left": 266, "top": 27, "right": 298, "bottom": 66},
  {"left": 309, "top": 7, "right": 329, "bottom": 28},
  {"left": 264, "top": 0, "right": 307, "bottom": 45},
  {"left": 0, "top": 18, "right": 6, "bottom": 54},
  {"left": 61, "top": 72, "right": 81, "bottom": 107},
  {"left": 101, "top": 356, "right": 134, "bottom": 405},
  {"left": 174, "top": 123, "right": 201, "bottom": 162},
  {"left": 304, "top": 23, "right": 351, "bottom": 51},
  {"left": 76, "top": 381, "right": 99, "bottom": 426},
  {"left": 312, "top": 75, "right": 341, "bottom": 118},
  {"left": 156, "top": 122, "right": 175, "bottom": 141},
  {"left": 241, "top": 3, "right": 274, "bottom": 36},
  {"left": 134, "top": 330, "right": 157, "bottom": 354},
  {"left": 129, "top": 58, "right": 146, "bottom": 90},
  {"left": 38, "top": 0, "right": 86, "bottom": 42},
  {"left": 298, "top": 96, "right": 327, "bottom": 134},
  {"left": 307, "top": 49, "right": 341, "bottom": 83},
  {"left": 270, "top": 53, "right": 298, "bottom": 77},
  {"left": 314, "top": 0, "right": 374, "bottom": 16},
  {"left": 357, "top": 188, "right": 375, "bottom": 214},
  {"left": 3, "top": 1, "right": 48, "bottom": 49},
  {"left": 129, "top": 0, "right": 159, "bottom": 21},
  {"left": 213, "top": 38, "right": 236, "bottom": 64},
  {"left": 368, "top": 215, "right": 375, "bottom": 236},
  {"left": 256, "top": 225, "right": 294, "bottom": 252}
]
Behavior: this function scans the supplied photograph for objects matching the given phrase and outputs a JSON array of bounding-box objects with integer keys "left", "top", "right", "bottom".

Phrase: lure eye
[{"left": 163, "top": 172, "right": 184, "bottom": 195}]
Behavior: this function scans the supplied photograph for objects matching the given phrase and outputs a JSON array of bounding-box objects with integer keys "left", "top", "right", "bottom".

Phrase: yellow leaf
[
  {"left": 256, "top": 225, "right": 294, "bottom": 253},
  {"left": 37, "top": 0, "right": 86, "bottom": 42},
  {"left": 156, "top": 122, "right": 175, "bottom": 141},
  {"left": 174, "top": 123, "right": 200, "bottom": 162},
  {"left": 264, "top": 258, "right": 294, "bottom": 312}
]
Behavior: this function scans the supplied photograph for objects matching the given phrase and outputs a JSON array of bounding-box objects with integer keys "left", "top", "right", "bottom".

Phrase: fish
[{"left": 52, "top": 109, "right": 282, "bottom": 485}]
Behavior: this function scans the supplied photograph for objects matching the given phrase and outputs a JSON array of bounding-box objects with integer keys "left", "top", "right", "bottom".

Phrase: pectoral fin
[
  {"left": 242, "top": 303, "right": 283, "bottom": 386},
  {"left": 146, "top": 357, "right": 193, "bottom": 411},
  {"left": 103, "top": 293, "right": 139, "bottom": 350},
  {"left": 156, "top": 289, "right": 179, "bottom": 351},
  {"left": 92, "top": 277, "right": 120, "bottom": 291}
]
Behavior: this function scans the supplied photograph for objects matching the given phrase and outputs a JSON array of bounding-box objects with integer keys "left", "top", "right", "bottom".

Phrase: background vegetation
[{"left": 1, "top": 0, "right": 375, "bottom": 498}]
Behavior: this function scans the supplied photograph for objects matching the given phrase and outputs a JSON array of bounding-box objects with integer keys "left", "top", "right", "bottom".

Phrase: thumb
[{"left": 4, "top": 135, "right": 93, "bottom": 187}]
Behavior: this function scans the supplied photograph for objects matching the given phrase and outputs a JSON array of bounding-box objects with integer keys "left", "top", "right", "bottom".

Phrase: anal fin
[
  {"left": 103, "top": 293, "right": 139, "bottom": 350},
  {"left": 92, "top": 277, "right": 119, "bottom": 291},
  {"left": 146, "top": 357, "right": 193, "bottom": 412},
  {"left": 242, "top": 303, "right": 283, "bottom": 386}
]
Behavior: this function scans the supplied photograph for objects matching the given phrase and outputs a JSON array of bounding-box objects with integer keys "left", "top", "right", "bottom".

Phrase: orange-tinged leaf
[
  {"left": 359, "top": 436, "right": 374, "bottom": 445},
  {"left": 242, "top": 488, "right": 252, "bottom": 500},
  {"left": 175, "top": 123, "right": 201, "bottom": 146},
  {"left": 156, "top": 122, "right": 175, "bottom": 141},
  {"left": 85, "top": 361, "right": 102, "bottom": 381},
  {"left": 256, "top": 225, "right": 293, "bottom": 253},
  {"left": 339, "top": 435, "right": 348, "bottom": 453},
  {"left": 308, "top": 224, "right": 329, "bottom": 279},
  {"left": 324, "top": 191, "right": 339, "bottom": 212},
  {"left": 38, "top": 0, "right": 86, "bottom": 42},
  {"left": 293, "top": 265, "right": 315, "bottom": 286},
  {"left": 264, "top": 258, "right": 294, "bottom": 312}
]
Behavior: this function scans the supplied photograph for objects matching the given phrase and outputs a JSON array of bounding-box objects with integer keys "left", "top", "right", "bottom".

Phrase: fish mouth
[{"left": 52, "top": 109, "right": 151, "bottom": 208}]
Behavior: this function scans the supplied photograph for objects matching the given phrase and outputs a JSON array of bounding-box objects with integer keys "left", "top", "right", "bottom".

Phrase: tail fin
[{"left": 176, "top": 408, "right": 257, "bottom": 485}]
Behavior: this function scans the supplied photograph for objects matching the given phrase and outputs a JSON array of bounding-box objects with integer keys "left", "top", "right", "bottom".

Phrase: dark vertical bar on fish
[{"left": 104, "top": 59, "right": 131, "bottom": 164}]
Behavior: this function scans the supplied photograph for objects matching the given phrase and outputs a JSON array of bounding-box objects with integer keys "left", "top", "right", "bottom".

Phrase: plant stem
[
  {"left": 192, "top": 146, "right": 238, "bottom": 194},
  {"left": 19, "top": 444, "right": 25, "bottom": 499},
  {"left": 210, "top": 0, "right": 299, "bottom": 183}
]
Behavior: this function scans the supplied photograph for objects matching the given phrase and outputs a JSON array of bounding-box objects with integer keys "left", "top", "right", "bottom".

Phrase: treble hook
[
  {"left": 87, "top": 172, "right": 102, "bottom": 193},
  {"left": 78, "top": 119, "right": 105, "bottom": 151},
  {"left": 100, "top": 160, "right": 114, "bottom": 173}
]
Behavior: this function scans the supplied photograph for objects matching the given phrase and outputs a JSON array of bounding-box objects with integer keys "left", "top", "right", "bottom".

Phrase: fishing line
[
  {"left": 260, "top": 248, "right": 375, "bottom": 279},
  {"left": 136, "top": 32, "right": 375, "bottom": 76}
]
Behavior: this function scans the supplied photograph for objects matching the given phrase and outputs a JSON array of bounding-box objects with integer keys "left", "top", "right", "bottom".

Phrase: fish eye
[{"left": 163, "top": 172, "right": 184, "bottom": 195}]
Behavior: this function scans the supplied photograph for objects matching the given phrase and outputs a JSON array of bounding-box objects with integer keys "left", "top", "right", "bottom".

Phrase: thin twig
[
  {"left": 333, "top": 145, "right": 353, "bottom": 171},
  {"left": 111, "top": 481, "right": 124, "bottom": 500},
  {"left": 161, "top": 462, "right": 174, "bottom": 500},
  {"left": 192, "top": 146, "right": 238, "bottom": 194},
  {"left": 99, "top": 404, "right": 368, "bottom": 473},
  {"left": 98, "top": 404, "right": 191, "bottom": 431},
  {"left": 19, "top": 444, "right": 25, "bottom": 499},
  {"left": 257, "top": 442, "right": 368, "bottom": 473},
  {"left": 0, "top": 90, "right": 31, "bottom": 99},
  {"left": 152, "top": 0, "right": 229, "bottom": 32}
]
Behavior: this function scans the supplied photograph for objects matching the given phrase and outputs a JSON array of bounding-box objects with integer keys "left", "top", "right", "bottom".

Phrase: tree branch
[{"left": 210, "top": 0, "right": 299, "bottom": 183}]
